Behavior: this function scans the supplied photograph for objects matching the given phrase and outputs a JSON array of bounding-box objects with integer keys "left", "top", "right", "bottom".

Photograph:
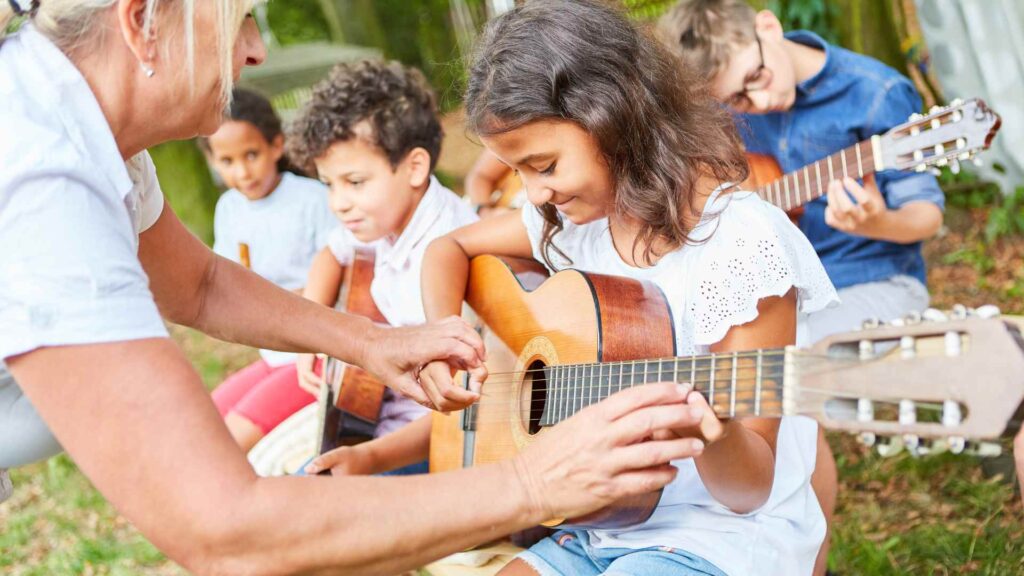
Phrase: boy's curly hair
[{"left": 286, "top": 60, "right": 443, "bottom": 176}]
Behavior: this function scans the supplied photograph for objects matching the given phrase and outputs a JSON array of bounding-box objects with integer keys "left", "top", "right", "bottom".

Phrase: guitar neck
[
  {"left": 538, "top": 349, "right": 790, "bottom": 426},
  {"left": 756, "top": 138, "right": 879, "bottom": 212}
]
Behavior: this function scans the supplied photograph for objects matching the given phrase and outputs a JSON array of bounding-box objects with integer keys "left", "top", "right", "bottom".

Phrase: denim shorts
[{"left": 517, "top": 530, "right": 727, "bottom": 576}]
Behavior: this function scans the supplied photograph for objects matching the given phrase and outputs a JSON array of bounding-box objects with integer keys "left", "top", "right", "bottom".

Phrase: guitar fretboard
[
  {"left": 756, "top": 140, "right": 877, "bottom": 211},
  {"left": 538, "top": 349, "right": 787, "bottom": 427}
]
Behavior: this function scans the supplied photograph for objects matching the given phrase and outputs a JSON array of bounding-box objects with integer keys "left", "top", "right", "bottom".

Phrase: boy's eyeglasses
[{"left": 725, "top": 31, "right": 773, "bottom": 112}]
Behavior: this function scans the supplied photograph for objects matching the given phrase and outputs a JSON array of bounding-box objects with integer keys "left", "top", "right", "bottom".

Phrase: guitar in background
[{"left": 745, "top": 98, "right": 1001, "bottom": 217}]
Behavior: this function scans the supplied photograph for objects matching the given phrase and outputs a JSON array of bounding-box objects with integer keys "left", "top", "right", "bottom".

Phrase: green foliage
[
  {"left": 265, "top": 0, "right": 332, "bottom": 46},
  {"left": 765, "top": 0, "right": 839, "bottom": 44},
  {"left": 984, "top": 187, "right": 1024, "bottom": 244},
  {"left": 149, "top": 140, "right": 221, "bottom": 246}
]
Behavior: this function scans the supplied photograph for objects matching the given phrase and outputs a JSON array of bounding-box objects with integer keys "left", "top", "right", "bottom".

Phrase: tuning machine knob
[
  {"left": 948, "top": 436, "right": 966, "bottom": 454},
  {"left": 963, "top": 441, "right": 1003, "bottom": 458},
  {"left": 922, "top": 308, "right": 949, "bottom": 322},
  {"left": 876, "top": 435, "right": 905, "bottom": 457},
  {"left": 974, "top": 304, "right": 1001, "bottom": 319}
]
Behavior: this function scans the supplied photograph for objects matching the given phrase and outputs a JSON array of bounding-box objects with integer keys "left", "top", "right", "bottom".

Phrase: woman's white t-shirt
[
  {"left": 0, "top": 25, "right": 168, "bottom": 362},
  {"left": 213, "top": 172, "right": 335, "bottom": 366},
  {"left": 521, "top": 190, "right": 839, "bottom": 576}
]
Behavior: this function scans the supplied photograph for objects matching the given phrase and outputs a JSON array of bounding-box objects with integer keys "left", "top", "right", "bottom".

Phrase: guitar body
[
  {"left": 745, "top": 152, "right": 805, "bottom": 223},
  {"left": 430, "top": 255, "right": 675, "bottom": 529},
  {"left": 318, "top": 247, "right": 388, "bottom": 455}
]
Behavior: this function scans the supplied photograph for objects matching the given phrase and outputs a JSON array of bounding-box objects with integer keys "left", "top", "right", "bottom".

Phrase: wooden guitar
[
  {"left": 315, "top": 247, "right": 387, "bottom": 460},
  {"left": 743, "top": 98, "right": 1001, "bottom": 213},
  {"left": 430, "top": 255, "right": 1024, "bottom": 529}
]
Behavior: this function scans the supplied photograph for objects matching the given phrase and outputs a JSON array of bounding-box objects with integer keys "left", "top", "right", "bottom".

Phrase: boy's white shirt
[
  {"left": 522, "top": 188, "right": 839, "bottom": 576},
  {"left": 327, "top": 176, "right": 479, "bottom": 436},
  {"left": 213, "top": 172, "right": 336, "bottom": 366}
]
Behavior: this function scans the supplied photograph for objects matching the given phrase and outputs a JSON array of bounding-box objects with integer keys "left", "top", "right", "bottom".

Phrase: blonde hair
[
  {"left": 1, "top": 0, "right": 254, "bottom": 103},
  {"left": 658, "top": 0, "right": 757, "bottom": 80}
]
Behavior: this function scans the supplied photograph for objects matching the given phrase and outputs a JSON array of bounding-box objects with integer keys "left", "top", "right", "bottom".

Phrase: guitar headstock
[
  {"left": 877, "top": 98, "right": 1002, "bottom": 175},
  {"left": 788, "top": 306, "right": 1024, "bottom": 457}
]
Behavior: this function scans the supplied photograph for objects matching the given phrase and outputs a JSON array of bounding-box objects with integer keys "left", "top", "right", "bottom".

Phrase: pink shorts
[{"left": 212, "top": 359, "right": 318, "bottom": 434}]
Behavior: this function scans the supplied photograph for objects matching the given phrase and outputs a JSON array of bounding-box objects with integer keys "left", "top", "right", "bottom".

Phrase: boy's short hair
[
  {"left": 658, "top": 0, "right": 757, "bottom": 79},
  {"left": 287, "top": 60, "right": 443, "bottom": 175}
]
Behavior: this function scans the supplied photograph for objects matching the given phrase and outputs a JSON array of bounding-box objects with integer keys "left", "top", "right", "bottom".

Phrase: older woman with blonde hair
[{"left": 0, "top": 1, "right": 709, "bottom": 573}]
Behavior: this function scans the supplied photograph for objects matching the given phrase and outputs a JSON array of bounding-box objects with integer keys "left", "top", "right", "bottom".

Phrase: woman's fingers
[{"left": 609, "top": 400, "right": 705, "bottom": 446}]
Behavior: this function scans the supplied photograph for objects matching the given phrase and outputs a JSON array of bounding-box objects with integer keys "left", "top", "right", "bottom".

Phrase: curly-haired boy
[{"left": 287, "top": 60, "right": 478, "bottom": 475}]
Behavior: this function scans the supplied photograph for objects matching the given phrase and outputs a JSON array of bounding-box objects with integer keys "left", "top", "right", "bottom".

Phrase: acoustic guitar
[
  {"left": 743, "top": 98, "right": 1001, "bottom": 216},
  {"left": 429, "top": 255, "right": 1024, "bottom": 529},
  {"left": 315, "top": 247, "right": 388, "bottom": 461}
]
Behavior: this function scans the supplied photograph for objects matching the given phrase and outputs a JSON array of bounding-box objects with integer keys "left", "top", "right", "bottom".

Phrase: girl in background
[{"left": 202, "top": 88, "right": 337, "bottom": 452}]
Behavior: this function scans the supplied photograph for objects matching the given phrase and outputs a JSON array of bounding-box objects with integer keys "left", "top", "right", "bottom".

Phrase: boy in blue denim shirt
[{"left": 661, "top": 0, "right": 944, "bottom": 344}]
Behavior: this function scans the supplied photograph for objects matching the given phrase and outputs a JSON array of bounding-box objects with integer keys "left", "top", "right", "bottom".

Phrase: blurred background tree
[{"left": 148, "top": 0, "right": 975, "bottom": 243}]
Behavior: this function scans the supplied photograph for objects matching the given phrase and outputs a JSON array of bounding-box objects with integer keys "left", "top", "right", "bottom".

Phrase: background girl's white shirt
[
  {"left": 212, "top": 172, "right": 336, "bottom": 366},
  {"left": 326, "top": 176, "right": 478, "bottom": 437},
  {"left": 521, "top": 189, "right": 839, "bottom": 576}
]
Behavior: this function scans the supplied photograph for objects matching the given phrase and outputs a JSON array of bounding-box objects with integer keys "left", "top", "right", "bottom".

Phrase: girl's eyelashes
[{"left": 539, "top": 162, "right": 557, "bottom": 176}]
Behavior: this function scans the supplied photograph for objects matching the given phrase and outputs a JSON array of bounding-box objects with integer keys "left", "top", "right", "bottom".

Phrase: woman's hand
[
  {"left": 510, "top": 383, "right": 706, "bottom": 521},
  {"left": 360, "top": 317, "right": 485, "bottom": 411},
  {"left": 296, "top": 353, "right": 321, "bottom": 396},
  {"left": 304, "top": 445, "right": 376, "bottom": 476}
]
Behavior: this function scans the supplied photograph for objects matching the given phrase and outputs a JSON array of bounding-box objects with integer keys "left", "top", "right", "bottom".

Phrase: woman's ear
[
  {"left": 404, "top": 147, "right": 433, "bottom": 189},
  {"left": 754, "top": 10, "right": 784, "bottom": 42},
  {"left": 116, "top": 0, "right": 157, "bottom": 72}
]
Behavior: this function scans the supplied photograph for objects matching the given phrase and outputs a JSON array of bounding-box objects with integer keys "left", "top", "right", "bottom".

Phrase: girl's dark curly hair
[
  {"left": 286, "top": 60, "right": 443, "bottom": 176},
  {"left": 465, "top": 0, "right": 749, "bottom": 268}
]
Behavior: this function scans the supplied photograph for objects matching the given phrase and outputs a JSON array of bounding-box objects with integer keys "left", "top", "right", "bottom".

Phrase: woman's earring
[{"left": 141, "top": 62, "right": 155, "bottom": 78}]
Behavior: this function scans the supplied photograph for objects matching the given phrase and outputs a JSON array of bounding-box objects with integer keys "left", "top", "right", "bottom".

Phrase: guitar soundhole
[{"left": 527, "top": 360, "right": 547, "bottom": 435}]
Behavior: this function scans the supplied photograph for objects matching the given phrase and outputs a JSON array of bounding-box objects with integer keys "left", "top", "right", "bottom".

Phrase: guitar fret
[
  {"left": 690, "top": 356, "right": 696, "bottom": 388},
  {"left": 815, "top": 161, "right": 822, "bottom": 195},
  {"left": 729, "top": 352, "right": 738, "bottom": 418},
  {"left": 709, "top": 355, "right": 716, "bottom": 411},
  {"left": 840, "top": 147, "right": 849, "bottom": 179},
  {"left": 803, "top": 166, "right": 812, "bottom": 203},
  {"left": 673, "top": 358, "right": 680, "bottom": 385},
  {"left": 783, "top": 174, "right": 791, "bottom": 209},
  {"left": 618, "top": 361, "right": 624, "bottom": 393},
  {"left": 755, "top": 351, "right": 763, "bottom": 416},
  {"left": 855, "top": 143, "right": 864, "bottom": 178},
  {"left": 827, "top": 154, "right": 835, "bottom": 182}
]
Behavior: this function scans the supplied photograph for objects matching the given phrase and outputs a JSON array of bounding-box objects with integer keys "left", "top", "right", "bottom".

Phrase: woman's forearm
[
  {"left": 8, "top": 340, "right": 541, "bottom": 576},
  {"left": 194, "top": 255, "right": 374, "bottom": 366}
]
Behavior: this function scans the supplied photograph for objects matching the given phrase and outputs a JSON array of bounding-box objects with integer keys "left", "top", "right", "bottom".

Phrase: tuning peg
[
  {"left": 948, "top": 436, "right": 966, "bottom": 454},
  {"left": 972, "top": 157, "right": 984, "bottom": 167},
  {"left": 929, "top": 105, "right": 943, "bottom": 114},
  {"left": 951, "top": 304, "right": 968, "bottom": 320},
  {"left": 858, "top": 432, "right": 877, "bottom": 447},
  {"left": 877, "top": 436, "right": 905, "bottom": 457},
  {"left": 861, "top": 317, "right": 881, "bottom": 330},
  {"left": 915, "top": 164, "right": 928, "bottom": 173},
  {"left": 904, "top": 311, "right": 923, "bottom": 325},
  {"left": 958, "top": 152, "right": 972, "bottom": 161},
  {"left": 930, "top": 168, "right": 942, "bottom": 177},
  {"left": 922, "top": 308, "right": 949, "bottom": 322},
  {"left": 964, "top": 441, "right": 1003, "bottom": 458},
  {"left": 974, "top": 304, "right": 1001, "bottom": 319},
  {"left": 949, "top": 159, "right": 961, "bottom": 175},
  {"left": 950, "top": 98, "right": 964, "bottom": 107},
  {"left": 903, "top": 434, "right": 923, "bottom": 456},
  {"left": 952, "top": 110, "right": 964, "bottom": 122},
  {"left": 909, "top": 112, "right": 924, "bottom": 121}
]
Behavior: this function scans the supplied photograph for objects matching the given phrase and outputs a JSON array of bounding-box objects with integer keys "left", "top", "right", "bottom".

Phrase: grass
[{"left": 2, "top": 206, "right": 1024, "bottom": 574}]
